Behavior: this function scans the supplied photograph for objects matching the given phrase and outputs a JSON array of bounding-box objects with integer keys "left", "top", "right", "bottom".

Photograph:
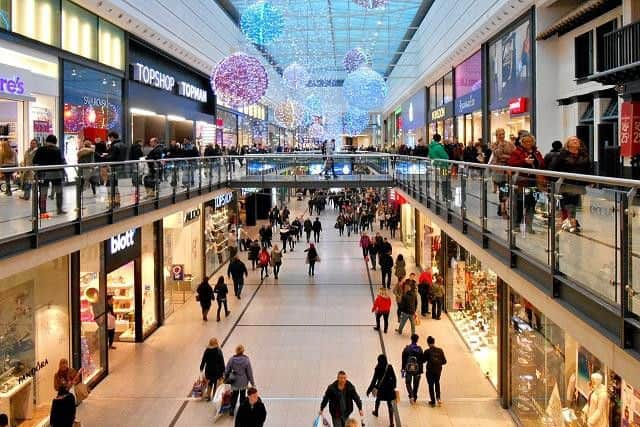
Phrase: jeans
[
  {"left": 338, "top": 226, "right": 344, "bottom": 236},
  {"left": 405, "top": 373, "right": 421, "bottom": 400},
  {"left": 232, "top": 278, "right": 244, "bottom": 297},
  {"left": 362, "top": 247, "right": 368, "bottom": 257},
  {"left": 38, "top": 179, "right": 63, "bottom": 213},
  {"left": 260, "top": 265, "right": 269, "bottom": 280},
  {"left": 432, "top": 297, "right": 443, "bottom": 319},
  {"left": 216, "top": 299, "right": 229, "bottom": 320},
  {"left": 390, "top": 227, "right": 396, "bottom": 238},
  {"left": 418, "top": 287, "right": 430, "bottom": 315},
  {"left": 398, "top": 312, "right": 416, "bottom": 335},
  {"left": 369, "top": 252, "right": 377, "bottom": 269},
  {"left": 375, "top": 312, "right": 389, "bottom": 332},
  {"left": 273, "top": 262, "right": 281, "bottom": 278},
  {"left": 427, "top": 371, "right": 442, "bottom": 403},
  {"left": 381, "top": 269, "right": 392, "bottom": 288},
  {"left": 107, "top": 328, "right": 115, "bottom": 348},
  {"left": 313, "top": 231, "right": 320, "bottom": 243},
  {"left": 308, "top": 261, "right": 316, "bottom": 275},
  {"left": 306, "top": 231, "right": 311, "bottom": 242},
  {"left": 230, "top": 388, "right": 246, "bottom": 414}
]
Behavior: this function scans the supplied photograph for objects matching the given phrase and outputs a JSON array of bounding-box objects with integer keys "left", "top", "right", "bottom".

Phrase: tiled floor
[{"left": 75, "top": 196, "right": 514, "bottom": 427}]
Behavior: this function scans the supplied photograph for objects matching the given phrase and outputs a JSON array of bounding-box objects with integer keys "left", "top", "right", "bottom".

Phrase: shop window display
[
  {"left": 509, "top": 289, "right": 623, "bottom": 427},
  {"left": 141, "top": 223, "right": 157, "bottom": 335},
  {"left": 446, "top": 243, "right": 498, "bottom": 386},
  {"left": 0, "top": 257, "right": 69, "bottom": 427},
  {"left": 205, "top": 202, "right": 233, "bottom": 277},
  {"left": 79, "top": 243, "right": 105, "bottom": 384},
  {"left": 107, "top": 261, "right": 135, "bottom": 342}
]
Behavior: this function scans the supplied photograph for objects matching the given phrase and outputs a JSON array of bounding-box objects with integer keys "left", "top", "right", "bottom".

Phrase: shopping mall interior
[{"left": 0, "top": 0, "right": 640, "bottom": 426}]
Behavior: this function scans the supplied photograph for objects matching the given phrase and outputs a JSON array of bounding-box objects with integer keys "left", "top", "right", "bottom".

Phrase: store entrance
[{"left": 107, "top": 261, "right": 137, "bottom": 342}]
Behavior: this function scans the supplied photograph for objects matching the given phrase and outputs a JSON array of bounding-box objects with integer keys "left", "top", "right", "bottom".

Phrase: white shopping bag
[
  {"left": 212, "top": 383, "right": 232, "bottom": 422},
  {"left": 313, "top": 415, "right": 331, "bottom": 427}
]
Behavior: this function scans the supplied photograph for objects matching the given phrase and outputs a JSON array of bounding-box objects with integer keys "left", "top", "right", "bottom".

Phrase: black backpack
[{"left": 406, "top": 355, "right": 419, "bottom": 375}]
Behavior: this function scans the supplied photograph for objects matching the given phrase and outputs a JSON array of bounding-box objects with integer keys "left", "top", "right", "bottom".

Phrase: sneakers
[{"left": 437, "top": 399, "right": 443, "bottom": 406}]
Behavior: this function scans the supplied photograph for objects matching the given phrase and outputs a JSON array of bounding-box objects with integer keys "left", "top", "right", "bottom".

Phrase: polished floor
[{"left": 75, "top": 196, "right": 513, "bottom": 427}]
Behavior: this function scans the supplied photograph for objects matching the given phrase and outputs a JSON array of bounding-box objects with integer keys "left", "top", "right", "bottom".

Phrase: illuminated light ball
[
  {"left": 304, "top": 94, "right": 322, "bottom": 116},
  {"left": 275, "top": 99, "right": 304, "bottom": 128},
  {"left": 240, "top": 1, "right": 284, "bottom": 45},
  {"left": 343, "top": 67, "right": 388, "bottom": 111},
  {"left": 343, "top": 108, "right": 369, "bottom": 136},
  {"left": 351, "top": 0, "right": 389, "bottom": 9},
  {"left": 211, "top": 53, "right": 269, "bottom": 107},
  {"left": 300, "top": 110, "right": 314, "bottom": 127},
  {"left": 307, "top": 123, "right": 325, "bottom": 139},
  {"left": 283, "top": 63, "right": 310, "bottom": 91},
  {"left": 343, "top": 48, "right": 371, "bottom": 73}
]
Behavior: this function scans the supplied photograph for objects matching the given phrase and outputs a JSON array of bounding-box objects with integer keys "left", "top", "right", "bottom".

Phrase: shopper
[
  {"left": 49, "top": 385, "right": 76, "bottom": 427},
  {"left": 19, "top": 139, "right": 38, "bottom": 200},
  {"left": 431, "top": 277, "right": 444, "bottom": 320},
  {"left": 508, "top": 134, "right": 544, "bottom": 234},
  {"left": 394, "top": 254, "right": 406, "bottom": 286},
  {"left": 106, "top": 295, "right": 116, "bottom": 349},
  {"left": 53, "top": 358, "right": 80, "bottom": 393},
  {"left": 234, "top": 387, "right": 267, "bottom": 427},
  {"left": 397, "top": 281, "right": 418, "bottom": 336},
  {"left": 379, "top": 251, "right": 393, "bottom": 289},
  {"left": 312, "top": 217, "right": 322, "bottom": 243},
  {"left": 77, "top": 141, "right": 97, "bottom": 196},
  {"left": 279, "top": 224, "right": 289, "bottom": 254},
  {"left": 303, "top": 217, "right": 313, "bottom": 242},
  {"left": 248, "top": 240, "right": 261, "bottom": 269},
  {"left": 196, "top": 275, "right": 214, "bottom": 321},
  {"left": 0, "top": 413, "right": 7, "bottom": 427},
  {"left": 372, "top": 287, "right": 392, "bottom": 333},
  {"left": 488, "top": 128, "right": 515, "bottom": 217},
  {"left": 382, "top": 237, "right": 392, "bottom": 256},
  {"left": 143, "top": 137, "right": 164, "bottom": 199},
  {"left": 269, "top": 244, "right": 283, "bottom": 280},
  {"left": 424, "top": 336, "right": 447, "bottom": 406},
  {"left": 417, "top": 270, "right": 432, "bottom": 316},
  {"left": 33, "top": 134, "right": 66, "bottom": 217},
  {"left": 0, "top": 140, "right": 17, "bottom": 196},
  {"left": 305, "top": 243, "right": 319, "bottom": 276},
  {"left": 227, "top": 255, "right": 249, "bottom": 299},
  {"left": 319, "top": 371, "right": 364, "bottom": 427},
  {"left": 543, "top": 140, "right": 563, "bottom": 167},
  {"left": 359, "top": 232, "right": 371, "bottom": 258},
  {"left": 200, "top": 338, "right": 225, "bottom": 401},
  {"left": 366, "top": 354, "right": 396, "bottom": 426},
  {"left": 402, "top": 334, "right": 425, "bottom": 404},
  {"left": 258, "top": 247, "right": 270, "bottom": 280},
  {"left": 388, "top": 214, "right": 398, "bottom": 239},
  {"left": 336, "top": 214, "right": 345, "bottom": 236},
  {"left": 224, "top": 345, "right": 255, "bottom": 417},
  {"left": 213, "top": 276, "right": 231, "bottom": 321}
]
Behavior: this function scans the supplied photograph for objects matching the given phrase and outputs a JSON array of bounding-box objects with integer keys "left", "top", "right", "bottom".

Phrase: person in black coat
[
  {"left": 303, "top": 218, "right": 313, "bottom": 242},
  {"left": 227, "top": 255, "right": 249, "bottom": 299},
  {"left": 196, "top": 276, "right": 214, "bottom": 321},
  {"left": 379, "top": 252, "right": 394, "bottom": 289},
  {"left": 213, "top": 276, "right": 231, "bottom": 321},
  {"left": 319, "top": 371, "right": 363, "bottom": 427},
  {"left": 200, "top": 338, "right": 225, "bottom": 401},
  {"left": 49, "top": 386, "right": 76, "bottom": 427},
  {"left": 234, "top": 387, "right": 267, "bottom": 427},
  {"left": 366, "top": 354, "right": 397, "bottom": 426},
  {"left": 143, "top": 137, "right": 164, "bottom": 199},
  {"left": 312, "top": 217, "right": 322, "bottom": 243},
  {"left": 33, "top": 134, "right": 66, "bottom": 215}
]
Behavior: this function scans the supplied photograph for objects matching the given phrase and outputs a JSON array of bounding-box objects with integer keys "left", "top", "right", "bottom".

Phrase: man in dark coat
[
  {"left": 234, "top": 387, "right": 267, "bottom": 427},
  {"left": 303, "top": 218, "right": 313, "bottom": 242},
  {"left": 227, "top": 255, "right": 249, "bottom": 299},
  {"left": 424, "top": 336, "right": 447, "bottom": 406},
  {"left": 33, "top": 134, "right": 66, "bottom": 216},
  {"left": 312, "top": 217, "right": 322, "bottom": 243},
  {"left": 196, "top": 277, "right": 214, "bottom": 321},
  {"left": 379, "top": 252, "right": 393, "bottom": 289},
  {"left": 319, "top": 371, "right": 363, "bottom": 427}
]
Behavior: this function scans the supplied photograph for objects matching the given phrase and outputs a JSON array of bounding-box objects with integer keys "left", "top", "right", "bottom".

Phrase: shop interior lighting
[
  {"left": 130, "top": 108, "right": 157, "bottom": 116},
  {"left": 167, "top": 115, "right": 187, "bottom": 122}
]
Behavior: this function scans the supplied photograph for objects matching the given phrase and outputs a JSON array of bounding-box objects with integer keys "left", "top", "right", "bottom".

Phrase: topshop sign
[
  {"left": 131, "top": 62, "right": 207, "bottom": 103},
  {"left": 214, "top": 192, "right": 234, "bottom": 209}
]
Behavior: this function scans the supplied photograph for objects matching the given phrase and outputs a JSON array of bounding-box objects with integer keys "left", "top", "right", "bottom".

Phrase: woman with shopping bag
[
  {"left": 224, "top": 345, "right": 255, "bottom": 416},
  {"left": 200, "top": 338, "right": 225, "bottom": 401}
]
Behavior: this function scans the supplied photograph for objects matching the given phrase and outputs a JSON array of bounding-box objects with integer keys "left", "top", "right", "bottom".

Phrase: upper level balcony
[{"left": 591, "top": 20, "right": 640, "bottom": 85}]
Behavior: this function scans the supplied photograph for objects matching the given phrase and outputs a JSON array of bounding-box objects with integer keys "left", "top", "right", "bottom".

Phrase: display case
[{"left": 107, "top": 262, "right": 135, "bottom": 342}]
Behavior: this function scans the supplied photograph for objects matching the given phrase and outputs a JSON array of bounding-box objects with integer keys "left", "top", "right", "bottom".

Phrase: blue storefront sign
[{"left": 455, "top": 89, "right": 482, "bottom": 115}]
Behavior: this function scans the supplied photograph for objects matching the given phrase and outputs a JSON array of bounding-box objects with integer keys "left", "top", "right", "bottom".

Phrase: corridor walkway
[{"left": 76, "top": 195, "right": 514, "bottom": 427}]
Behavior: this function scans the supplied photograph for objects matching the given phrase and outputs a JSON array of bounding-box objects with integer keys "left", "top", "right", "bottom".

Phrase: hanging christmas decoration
[
  {"left": 343, "top": 48, "right": 371, "bottom": 73},
  {"left": 240, "top": 1, "right": 285, "bottom": 45},
  {"left": 343, "top": 67, "right": 388, "bottom": 111},
  {"left": 343, "top": 108, "right": 370, "bottom": 136},
  {"left": 300, "top": 110, "right": 314, "bottom": 127},
  {"left": 307, "top": 123, "right": 325, "bottom": 139},
  {"left": 351, "top": 0, "right": 389, "bottom": 9},
  {"left": 211, "top": 53, "right": 269, "bottom": 107},
  {"left": 304, "top": 94, "right": 323, "bottom": 116},
  {"left": 275, "top": 99, "right": 304, "bottom": 128},
  {"left": 283, "top": 63, "right": 310, "bottom": 91}
]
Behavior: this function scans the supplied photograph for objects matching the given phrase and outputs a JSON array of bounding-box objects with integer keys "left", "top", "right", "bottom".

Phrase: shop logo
[
  {"left": 178, "top": 81, "right": 207, "bottom": 103},
  {"left": 509, "top": 97, "right": 527, "bottom": 115},
  {"left": 132, "top": 63, "right": 175, "bottom": 92},
  {"left": 431, "top": 107, "right": 446, "bottom": 121},
  {"left": 214, "top": 192, "right": 233, "bottom": 209},
  {"left": 18, "top": 359, "right": 48, "bottom": 384},
  {"left": 408, "top": 102, "right": 414, "bottom": 122},
  {"left": 184, "top": 208, "right": 201, "bottom": 224},
  {"left": 110, "top": 229, "right": 136, "bottom": 255},
  {"left": 83, "top": 96, "right": 110, "bottom": 107},
  {"left": 0, "top": 76, "right": 25, "bottom": 95}
]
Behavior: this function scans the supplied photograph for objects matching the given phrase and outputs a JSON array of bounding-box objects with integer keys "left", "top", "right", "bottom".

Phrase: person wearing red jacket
[
  {"left": 372, "top": 287, "right": 392, "bottom": 333},
  {"left": 359, "top": 232, "right": 371, "bottom": 258},
  {"left": 417, "top": 270, "right": 432, "bottom": 316},
  {"left": 258, "top": 247, "right": 270, "bottom": 281},
  {"left": 508, "top": 134, "right": 544, "bottom": 234}
]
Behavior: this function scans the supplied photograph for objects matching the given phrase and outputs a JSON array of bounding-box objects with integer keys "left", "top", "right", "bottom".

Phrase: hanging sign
[
  {"left": 509, "top": 97, "right": 528, "bottom": 115},
  {"left": 171, "top": 264, "right": 184, "bottom": 280},
  {"left": 431, "top": 107, "right": 446, "bottom": 121},
  {"left": 620, "top": 101, "right": 640, "bottom": 157}
]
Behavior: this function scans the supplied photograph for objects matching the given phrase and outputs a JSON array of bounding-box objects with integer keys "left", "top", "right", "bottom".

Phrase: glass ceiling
[{"left": 220, "top": 0, "right": 428, "bottom": 85}]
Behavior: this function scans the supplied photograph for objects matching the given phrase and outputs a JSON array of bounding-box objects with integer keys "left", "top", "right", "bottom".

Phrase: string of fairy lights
[{"left": 210, "top": 0, "right": 394, "bottom": 141}]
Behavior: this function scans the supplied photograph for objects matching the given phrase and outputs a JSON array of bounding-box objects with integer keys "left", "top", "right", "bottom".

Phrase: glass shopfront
[
  {"left": 216, "top": 109, "right": 238, "bottom": 148},
  {"left": 204, "top": 192, "right": 235, "bottom": 277},
  {"left": 455, "top": 51, "right": 483, "bottom": 146},
  {"left": 0, "top": 256, "right": 70, "bottom": 427},
  {"left": 415, "top": 212, "right": 442, "bottom": 273},
  {"left": 509, "top": 288, "right": 625, "bottom": 427},
  {"left": 488, "top": 15, "right": 533, "bottom": 139},
  {"left": 162, "top": 207, "right": 203, "bottom": 318},
  {"left": 79, "top": 243, "right": 105, "bottom": 385},
  {"left": 428, "top": 71, "right": 454, "bottom": 142},
  {"left": 445, "top": 238, "right": 498, "bottom": 387},
  {"left": 400, "top": 203, "right": 415, "bottom": 250}
]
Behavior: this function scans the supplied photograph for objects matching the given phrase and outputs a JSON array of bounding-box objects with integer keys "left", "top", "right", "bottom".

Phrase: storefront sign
[
  {"left": 178, "top": 81, "right": 207, "bottom": 102},
  {"left": 214, "top": 191, "right": 233, "bottom": 209},
  {"left": 171, "top": 264, "right": 184, "bottom": 281},
  {"left": 0, "top": 76, "right": 25, "bottom": 95},
  {"left": 184, "top": 207, "right": 201, "bottom": 225},
  {"left": 509, "top": 97, "right": 528, "bottom": 115},
  {"left": 431, "top": 107, "right": 446, "bottom": 121},
  {"left": 402, "top": 88, "right": 426, "bottom": 131},
  {"left": 105, "top": 228, "right": 141, "bottom": 272},
  {"left": 132, "top": 62, "right": 208, "bottom": 104},
  {"left": 83, "top": 96, "right": 111, "bottom": 107},
  {"left": 18, "top": 359, "right": 48, "bottom": 384},
  {"left": 620, "top": 101, "right": 640, "bottom": 157},
  {"left": 455, "top": 51, "right": 482, "bottom": 116},
  {"left": 455, "top": 90, "right": 481, "bottom": 115}
]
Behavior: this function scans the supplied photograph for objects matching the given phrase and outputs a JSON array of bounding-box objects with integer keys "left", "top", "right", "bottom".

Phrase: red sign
[
  {"left": 509, "top": 97, "right": 528, "bottom": 115},
  {"left": 621, "top": 101, "right": 640, "bottom": 157}
]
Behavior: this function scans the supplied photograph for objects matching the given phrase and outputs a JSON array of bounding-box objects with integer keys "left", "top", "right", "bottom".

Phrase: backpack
[
  {"left": 405, "top": 355, "right": 419, "bottom": 375},
  {"left": 259, "top": 252, "right": 269, "bottom": 265}
]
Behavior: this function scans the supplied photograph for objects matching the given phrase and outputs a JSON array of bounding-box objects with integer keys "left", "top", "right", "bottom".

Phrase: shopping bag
[
  {"left": 190, "top": 377, "right": 206, "bottom": 398},
  {"left": 74, "top": 382, "right": 90, "bottom": 403},
  {"left": 313, "top": 415, "right": 330, "bottom": 427},
  {"left": 212, "top": 384, "right": 233, "bottom": 422}
]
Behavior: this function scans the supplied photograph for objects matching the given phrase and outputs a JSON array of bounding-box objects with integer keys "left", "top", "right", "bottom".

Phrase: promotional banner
[
  {"left": 455, "top": 51, "right": 482, "bottom": 115},
  {"left": 402, "top": 88, "right": 426, "bottom": 132},
  {"left": 621, "top": 101, "right": 640, "bottom": 157}
]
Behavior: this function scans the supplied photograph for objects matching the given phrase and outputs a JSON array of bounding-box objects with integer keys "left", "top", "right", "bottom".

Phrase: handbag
[
  {"left": 224, "top": 370, "right": 237, "bottom": 385},
  {"left": 315, "top": 256, "right": 321, "bottom": 262},
  {"left": 74, "top": 382, "right": 90, "bottom": 403}
]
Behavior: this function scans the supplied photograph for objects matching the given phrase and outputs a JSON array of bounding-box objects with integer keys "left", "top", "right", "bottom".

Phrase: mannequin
[{"left": 582, "top": 372, "right": 609, "bottom": 427}]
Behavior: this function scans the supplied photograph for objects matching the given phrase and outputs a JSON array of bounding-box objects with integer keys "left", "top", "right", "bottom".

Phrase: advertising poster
[
  {"left": 577, "top": 345, "right": 603, "bottom": 397},
  {"left": 621, "top": 380, "right": 640, "bottom": 427},
  {"left": 455, "top": 51, "right": 482, "bottom": 115},
  {"left": 488, "top": 18, "right": 531, "bottom": 111}
]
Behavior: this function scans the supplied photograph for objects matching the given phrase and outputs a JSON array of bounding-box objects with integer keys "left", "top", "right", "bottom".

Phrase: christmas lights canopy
[
  {"left": 351, "top": 0, "right": 390, "bottom": 9},
  {"left": 283, "top": 63, "right": 310, "bottom": 91},
  {"left": 240, "top": 1, "right": 285, "bottom": 46},
  {"left": 307, "top": 123, "right": 325, "bottom": 139},
  {"left": 343, "top": 67, "right": 388, "bottom": 111},
  {"left": 304, "top": 94, "right": 323, "bottom": 116},
  {"left": 211, "top": 52, "right": 269, "bottom": 108},
  {"left": 343, "top": 48, "right": 371, "bottom": 73},
  {"left": 275, "top": 99, "right": 304, "bottom": 128},
  {"left": 343, "top": 108, "right": 370, "bottom": 136}
]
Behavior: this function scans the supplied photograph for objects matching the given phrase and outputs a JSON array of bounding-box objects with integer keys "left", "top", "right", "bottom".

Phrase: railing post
[
  {"left": 460, "top": 165, "right": 467, "bottom": 229},
  {"left": 75, "top": 167, "right": 82, "bottom": 224},
  {"left": 481, "top": 168, "right": 488, "bottom": 235}
]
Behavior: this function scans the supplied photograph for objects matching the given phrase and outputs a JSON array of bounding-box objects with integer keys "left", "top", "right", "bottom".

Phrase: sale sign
[{"left": 620, "top": 101, "right": 640, "bottom": 157}]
